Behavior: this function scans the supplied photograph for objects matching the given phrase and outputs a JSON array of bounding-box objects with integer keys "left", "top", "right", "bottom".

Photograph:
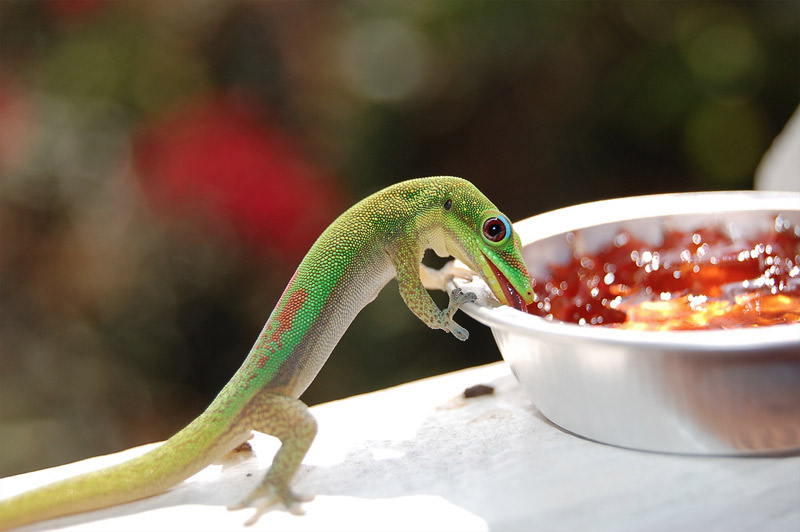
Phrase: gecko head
[{"left": 437, "top": 178, "right": 534, "bottom": 312}]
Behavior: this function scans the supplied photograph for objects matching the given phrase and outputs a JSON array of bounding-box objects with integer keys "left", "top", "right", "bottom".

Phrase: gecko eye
[
  {"left": 444, "top": 198, "right": 452, "bottom": 210},
  {"left": 482, "top": 216, "right": 511, "bottom": 244}
]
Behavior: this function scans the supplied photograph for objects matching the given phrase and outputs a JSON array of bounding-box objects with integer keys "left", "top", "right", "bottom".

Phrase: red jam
[{"left": 527, "top": 214, "right": 800, "bottom": 330}]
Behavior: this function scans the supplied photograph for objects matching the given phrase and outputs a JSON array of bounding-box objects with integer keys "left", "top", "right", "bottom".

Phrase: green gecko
[{"left": 0, "top": 176, "right": 533, "bottom": 530}]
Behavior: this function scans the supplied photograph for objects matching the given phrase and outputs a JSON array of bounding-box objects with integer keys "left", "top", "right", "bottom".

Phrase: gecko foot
[
  {"left": 419, "top": 260, "right": 475, "bottom": 291},
  {"left": 229, "top": 482, "right": 313, "bottom": 526},
  {"left": 441, "top": 261, "right": 476, "bottom": 283},
  {"left": 450, "top": 287, "right": 477, "bottom": 306},
  {"left": 444, "top": 288, "right": 477, "bottom": 341}
]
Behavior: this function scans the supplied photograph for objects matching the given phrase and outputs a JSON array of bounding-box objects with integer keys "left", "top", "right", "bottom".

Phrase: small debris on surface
[{"left": 463, "top": 384, "right": 494, "bottom": 398}]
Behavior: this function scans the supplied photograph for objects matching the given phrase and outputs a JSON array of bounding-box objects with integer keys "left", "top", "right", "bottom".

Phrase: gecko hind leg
[{"left": 228, "top": 393, "right": 317, "bottom": 525}]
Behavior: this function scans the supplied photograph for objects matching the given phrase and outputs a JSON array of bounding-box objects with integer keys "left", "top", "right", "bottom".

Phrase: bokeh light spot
[
  {"left": 340, "top": 18, "right": 429, "bottom": 102},
  {"left": 676, "top": 8, "right": 765, "bottom": 103},
  {"left": 684, "top": 102, "right": 767, "bottom": 184}
]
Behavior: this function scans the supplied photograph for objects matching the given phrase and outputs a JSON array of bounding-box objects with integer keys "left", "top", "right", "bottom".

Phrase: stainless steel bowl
[{"left": 451, "top": 191, "right": 800, "bottom": 455}]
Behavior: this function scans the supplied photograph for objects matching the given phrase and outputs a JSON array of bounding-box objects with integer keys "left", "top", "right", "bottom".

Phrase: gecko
[{"left": 0, "top": 176, "right": 534, "bottom": 529}]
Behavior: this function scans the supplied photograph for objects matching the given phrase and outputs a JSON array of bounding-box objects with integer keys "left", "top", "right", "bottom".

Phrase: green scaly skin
[{"left": 0, "top": 176, "right": 534, "bottom": 529}]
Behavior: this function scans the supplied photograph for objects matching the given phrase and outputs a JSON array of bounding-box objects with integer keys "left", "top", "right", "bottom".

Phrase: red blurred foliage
[
  {"left": 43, "top": 0, "right": 107, "bottom": 22},
  {"left": 133, "top": 95, "right": 345, "bottom": 261}
]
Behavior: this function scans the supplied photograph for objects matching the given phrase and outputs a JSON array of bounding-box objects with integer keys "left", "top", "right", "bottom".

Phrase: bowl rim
[
  {"left": 514, "top": 190, "right": 799, "bottom": 242},
  {"left": 459, "top": 190, "right": 800, "bottom": 351}
]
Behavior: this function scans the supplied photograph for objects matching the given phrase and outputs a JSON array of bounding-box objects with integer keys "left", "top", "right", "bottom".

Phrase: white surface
[{"left": 2, "top": 362, "right": 799, "bottom": 532}]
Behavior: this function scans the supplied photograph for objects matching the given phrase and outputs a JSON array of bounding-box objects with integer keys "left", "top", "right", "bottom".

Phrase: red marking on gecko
[
  {"left": 269, "top": 289, "right": 308, "bottom": 345},
  {"left": 251, "top": 288, "right": 308, "bottom": 356},
  {"left": 246, "top": 287, "right": 309, "bottom": 388}
]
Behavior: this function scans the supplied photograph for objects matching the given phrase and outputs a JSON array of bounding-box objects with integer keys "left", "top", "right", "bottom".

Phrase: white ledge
[{"left": 2, "top": 362, "right": 799, "bottom": 531}]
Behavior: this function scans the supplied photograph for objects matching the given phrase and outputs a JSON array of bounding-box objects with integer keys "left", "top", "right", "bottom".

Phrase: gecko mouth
[{"left": 483, "top": 254, "right": 529, "bottom": 313}]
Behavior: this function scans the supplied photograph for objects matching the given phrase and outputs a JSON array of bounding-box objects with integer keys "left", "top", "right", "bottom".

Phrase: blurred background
[{"left": 0, "top": 0, "right": 797, "bottom": 476}]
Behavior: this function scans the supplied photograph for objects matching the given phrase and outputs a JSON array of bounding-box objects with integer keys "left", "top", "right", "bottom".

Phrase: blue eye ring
[{"left": 482, "top": 215, "right": 511, "bottom": 245}]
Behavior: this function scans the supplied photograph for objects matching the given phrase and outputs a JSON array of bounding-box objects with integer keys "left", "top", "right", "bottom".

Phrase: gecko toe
[
  {"left": 231, "top": 483, "right": 313, "bottom": 526},
  {"left": 451, "top": 288, "right": 477, "bottom": 307}
]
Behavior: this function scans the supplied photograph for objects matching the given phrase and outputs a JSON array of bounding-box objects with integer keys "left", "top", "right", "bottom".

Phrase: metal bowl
[{"left": 451, "top": 191, "right": 800, "bottom": 455}]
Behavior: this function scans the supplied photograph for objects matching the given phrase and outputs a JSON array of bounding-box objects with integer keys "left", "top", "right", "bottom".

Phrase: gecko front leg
[{"left": 394, "top": 246, "right": 477, "bottom": 340}]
